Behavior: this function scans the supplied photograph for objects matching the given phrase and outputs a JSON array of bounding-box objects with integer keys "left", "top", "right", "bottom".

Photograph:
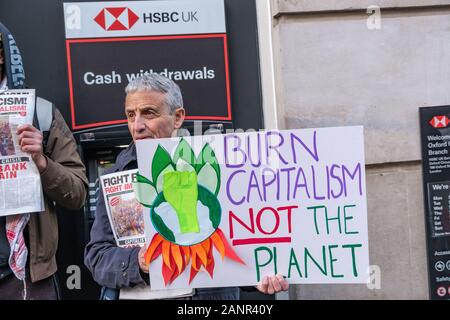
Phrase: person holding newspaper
[
  {"left": 0, "top": 22, "right": 88, "bottom": 299},
  {"left": 84, "top": 73, "right": 289, "bottom": 300}
]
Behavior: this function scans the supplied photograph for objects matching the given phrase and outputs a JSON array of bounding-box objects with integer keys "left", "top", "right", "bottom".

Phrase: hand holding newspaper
[{"left": 0, "top": 89, "right": 44, "bottom": 216}]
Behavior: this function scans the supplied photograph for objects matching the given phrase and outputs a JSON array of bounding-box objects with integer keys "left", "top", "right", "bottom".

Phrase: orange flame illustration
[{"left": 145, "top": 228, "right": 245, "bottom": 285}]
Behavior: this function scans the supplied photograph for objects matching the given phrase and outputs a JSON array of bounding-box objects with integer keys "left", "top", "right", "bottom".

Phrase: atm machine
[{"left": 0, "top": 0, "right": 267, "bottom": 300}]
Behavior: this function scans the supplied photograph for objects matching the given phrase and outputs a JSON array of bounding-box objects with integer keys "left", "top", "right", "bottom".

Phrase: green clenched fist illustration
[{"left": 163, "top": 171, "right": 200, "bottom": 233}]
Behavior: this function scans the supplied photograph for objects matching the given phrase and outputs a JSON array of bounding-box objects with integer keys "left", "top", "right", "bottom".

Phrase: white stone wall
[
  {"left": 270, "top": 0, "right": 450, "bottom": 299},
  {"left": 273, "top": 0, "right": 450, "bottom": 14}
]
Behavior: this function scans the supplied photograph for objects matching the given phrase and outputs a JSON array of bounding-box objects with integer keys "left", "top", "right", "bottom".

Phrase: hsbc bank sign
[
  {"left": 63, "top": 0, "right": 231, "bottom": 130},
  {"left": 64, "top": 0, "right": 225, "bottom": 38},
  {"left": 93, "top": 8, "right": 199, "bottom": 31}
]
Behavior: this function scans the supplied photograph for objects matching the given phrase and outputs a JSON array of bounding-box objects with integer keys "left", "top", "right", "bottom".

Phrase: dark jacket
[
  {"left": 0, "top": 105, "right": 88, "bottom": 283},
  {"left": 29, "top": 107, "right": 88, "bottom": 282},
  {"left": 0, "top": 22, "right": 88, "bottom": 283},
  {"left": 84, "top": 143, "right": 240, "bottom": 299}
]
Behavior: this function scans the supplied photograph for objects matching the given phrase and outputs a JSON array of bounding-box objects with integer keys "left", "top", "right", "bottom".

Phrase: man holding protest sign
[
  {"left": 84, "top": 73, "right": 289, "bottom": 299},
  {"left": 0, "top": 22, "right": 88, "bottom": 299}
]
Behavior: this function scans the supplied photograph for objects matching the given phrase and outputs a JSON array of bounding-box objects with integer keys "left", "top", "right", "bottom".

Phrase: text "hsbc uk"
[{"left": 142, "top": 11, "right": 199, "bottom": 23}]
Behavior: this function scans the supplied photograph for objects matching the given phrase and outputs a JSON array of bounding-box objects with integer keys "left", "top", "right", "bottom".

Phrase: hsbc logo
[
  {"left": 64, "top": 2, "right": 225, "bottom": 38},
  {"left": 429, "top": 115, "right": 450, "bottom": 129},
  {"left": 94, "top": 7, "right": 139, "bottom": 31}
]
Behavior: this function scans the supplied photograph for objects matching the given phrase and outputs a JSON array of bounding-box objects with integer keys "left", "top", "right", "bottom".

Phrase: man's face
[{"left": 125, "top": 90, "right": 185, "bottom": 142}]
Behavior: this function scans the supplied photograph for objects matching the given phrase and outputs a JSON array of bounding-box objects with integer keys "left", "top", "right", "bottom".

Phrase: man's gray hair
[{"left": 125, "top": 73, "right": 184, "bottom": 113}]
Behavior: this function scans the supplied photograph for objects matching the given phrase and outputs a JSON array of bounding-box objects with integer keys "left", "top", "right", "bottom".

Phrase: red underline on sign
[{"left": 232, "top": 237, "right": 292, "bottom": 246}]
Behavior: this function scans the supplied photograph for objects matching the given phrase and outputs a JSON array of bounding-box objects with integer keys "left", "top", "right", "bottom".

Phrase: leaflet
[{"left": 0, "top": 89, "right": 44, "bottom": 216}]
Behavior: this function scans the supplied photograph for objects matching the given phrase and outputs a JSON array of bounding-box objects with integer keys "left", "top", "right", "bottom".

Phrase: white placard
[{"left": 135, "top": 126, "right": 369, "bottom": 289}]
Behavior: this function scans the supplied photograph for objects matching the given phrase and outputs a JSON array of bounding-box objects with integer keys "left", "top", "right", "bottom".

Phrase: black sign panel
[
  {"left": 67, "top": 35, "right": 231, "bottom": 130},
  {"left": 419, "top": 106, "right": 450, "bottom": 300}
]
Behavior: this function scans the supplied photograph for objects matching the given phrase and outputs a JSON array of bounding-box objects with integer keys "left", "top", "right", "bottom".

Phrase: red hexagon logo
[
  {"left": 94, "top": 7, "right": 139, "bottom": 31},
  {"left": 429, "top": 115, "right": 450, "bottom": 129}
]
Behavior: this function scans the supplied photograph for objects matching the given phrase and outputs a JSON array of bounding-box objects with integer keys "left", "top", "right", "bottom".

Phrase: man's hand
[
  {"left": 256, "top": 274, "right": 289, "bottom": 295},
  {"left": 138, "top": 245, "right": 149, "bottom": 273},
  {"left": 17, "top": 124, "right": 47, "bottom": 173}
]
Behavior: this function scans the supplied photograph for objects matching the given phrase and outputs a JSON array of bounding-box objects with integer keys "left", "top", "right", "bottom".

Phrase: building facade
[{"left": 256, "top": 0, "right": 450, "bottom": 299}]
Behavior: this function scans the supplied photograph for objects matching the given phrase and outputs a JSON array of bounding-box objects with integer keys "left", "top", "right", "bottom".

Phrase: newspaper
[
  {"left": 0, "top": 89, "right": 44, "bottom": 216},
  {"left": 100, "top": 169, "right": 146, "bottom": 247},
  {"left": 100, "top": 169, "right": 194, "bottom": 299}
]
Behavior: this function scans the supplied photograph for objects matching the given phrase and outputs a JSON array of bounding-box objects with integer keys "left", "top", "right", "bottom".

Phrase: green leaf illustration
[
  {"left": 175, "top": 159, "right": 196, "bottom": 172},
  {"left": 133, "top": 181, "right": 157, "bottom": 207},
  {"left": 196, "top": 143, "right": 221, "bottom": 195},
  {"left": 136, "top": 172, "right": 152, "bottom": 184},
  {"left": 152, "top": 145, "right": 174, "bottom": 184},
  {"left": 198, "top": 185, "right": 221, "bottom": 229},
  {"left": 173, "top": 138, "right": 196, "bottom": 168},
  {"left": 197, "top": 163, "right": 218, "bottom": 196},
  {"left": 133, "top": 173, "right": 157, "bottom": 207}
]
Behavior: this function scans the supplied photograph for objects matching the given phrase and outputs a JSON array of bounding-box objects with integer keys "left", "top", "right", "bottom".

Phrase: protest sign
[
  {"left": 0, "top": 89, "right": 44, "bottom": 216},
  {"left": 134, "top": 126, "right": 369, "bottom": 289}
]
